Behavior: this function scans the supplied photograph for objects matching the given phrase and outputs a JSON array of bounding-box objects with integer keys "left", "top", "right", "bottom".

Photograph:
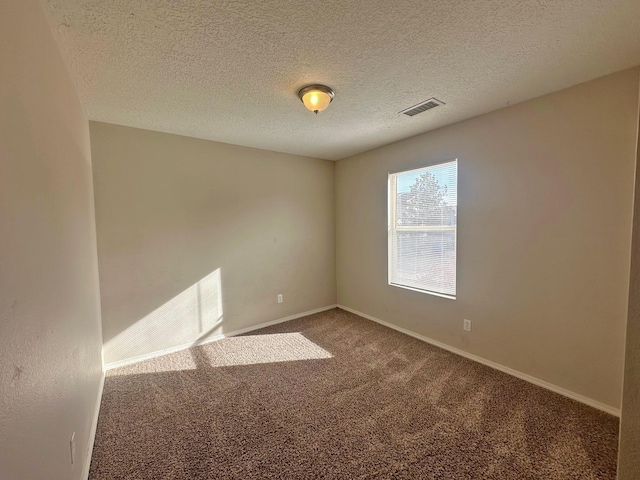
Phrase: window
[{"left": 388, "top": 160, "right": 458, "bottom": 298}]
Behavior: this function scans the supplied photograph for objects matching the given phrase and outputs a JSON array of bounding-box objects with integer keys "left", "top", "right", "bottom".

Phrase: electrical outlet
[
  {"left": 463, "top": 319, "right": 472, "bottom": 332},
  {"left": 277, "top": 294, "right": 283, "bottom": 304},
  {"left": 70, "top": 432, "right": 76, "bottom": 465}
]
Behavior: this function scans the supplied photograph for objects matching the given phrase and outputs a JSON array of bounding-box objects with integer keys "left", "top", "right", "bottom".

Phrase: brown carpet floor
[{"left": 89, "top": 308, "right": 619, "bottom": 479}]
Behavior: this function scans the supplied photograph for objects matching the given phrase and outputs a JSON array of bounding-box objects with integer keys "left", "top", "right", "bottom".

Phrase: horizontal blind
[{"left": 389, "top": 160, "right": 457, "bottom": 297}]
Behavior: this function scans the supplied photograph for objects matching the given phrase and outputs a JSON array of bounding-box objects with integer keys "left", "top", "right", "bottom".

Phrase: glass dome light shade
[{"left": 298, "top": 85, "right": 335, "bottom": 114}]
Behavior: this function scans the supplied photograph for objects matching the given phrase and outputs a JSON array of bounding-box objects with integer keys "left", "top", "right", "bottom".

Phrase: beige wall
[
  {"left": 0, "top": 1, "right": 103, "bottom": 479},
  {"left": 336, "top": 68, "right": 640, "bottom": 410},
  {"left": 90, "top": 122, "right": 336, "bottom": 365},
  {"left": 618, "top": 88, "right": 640, "bottom": 479}
]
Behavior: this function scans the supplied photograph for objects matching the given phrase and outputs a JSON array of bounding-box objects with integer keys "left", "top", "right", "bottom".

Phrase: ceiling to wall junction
[{"left": 41, "top": 0, "right": 640, "bottom": 160}]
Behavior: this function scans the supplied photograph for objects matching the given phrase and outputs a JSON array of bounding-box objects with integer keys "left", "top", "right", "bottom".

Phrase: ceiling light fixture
[{"left": 298, "top": 85, "right": 335, "bottom": 114}]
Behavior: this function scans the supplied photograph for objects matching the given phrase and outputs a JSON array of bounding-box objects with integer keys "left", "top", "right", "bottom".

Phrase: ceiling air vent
[{"left": 399, "top": 97, "right": 445, "bottom": 116}]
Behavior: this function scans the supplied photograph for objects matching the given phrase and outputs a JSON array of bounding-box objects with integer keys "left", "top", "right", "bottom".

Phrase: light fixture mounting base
[{"left": 298, "top": 84, "right": 335, "bottom": 101}]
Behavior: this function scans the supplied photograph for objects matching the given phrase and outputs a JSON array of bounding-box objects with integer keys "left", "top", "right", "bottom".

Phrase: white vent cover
[{"left": 399, "top": 98, "right": 445, "bottom": 116}]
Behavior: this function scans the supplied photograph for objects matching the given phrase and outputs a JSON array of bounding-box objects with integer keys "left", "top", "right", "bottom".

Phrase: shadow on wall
[{"left": 104, "top": 269, "right": 224, "bottom": 365}]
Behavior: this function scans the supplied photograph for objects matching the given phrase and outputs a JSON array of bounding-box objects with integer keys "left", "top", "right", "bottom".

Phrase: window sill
[{"left": 388, "top": 282, "right": 456, "bottom": 300}]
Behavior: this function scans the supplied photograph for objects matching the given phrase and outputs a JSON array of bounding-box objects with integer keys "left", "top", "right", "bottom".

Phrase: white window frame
[{"left": 388, "top": 160, "right": 458, "bottom": 300}]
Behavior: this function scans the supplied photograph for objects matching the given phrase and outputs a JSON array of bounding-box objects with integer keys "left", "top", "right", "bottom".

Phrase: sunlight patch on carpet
[
  {"left": 198, "top": 332, "right": 333, "bottom": 367},
  {"left": 107, "top": 332, "right": 332, "bottom": 376},
  {"left": 108, "top": 348, "right": 198, "bottom": 376}
]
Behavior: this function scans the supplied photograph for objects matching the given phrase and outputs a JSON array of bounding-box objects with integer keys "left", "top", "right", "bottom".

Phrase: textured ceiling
[{"left": 41, "top": 0, "right": 640, "bottom": 160}]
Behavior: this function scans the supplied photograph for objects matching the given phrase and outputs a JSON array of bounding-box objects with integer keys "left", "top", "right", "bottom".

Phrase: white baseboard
[
  {"left": 83, "top": 372, "right": 105, "bottom": 480},
  {"left": 105, "top": 304, "right": 338, "bottom": 371},
  {"left": 337, "top": 304, "right": 620, "bottom": 417}
]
